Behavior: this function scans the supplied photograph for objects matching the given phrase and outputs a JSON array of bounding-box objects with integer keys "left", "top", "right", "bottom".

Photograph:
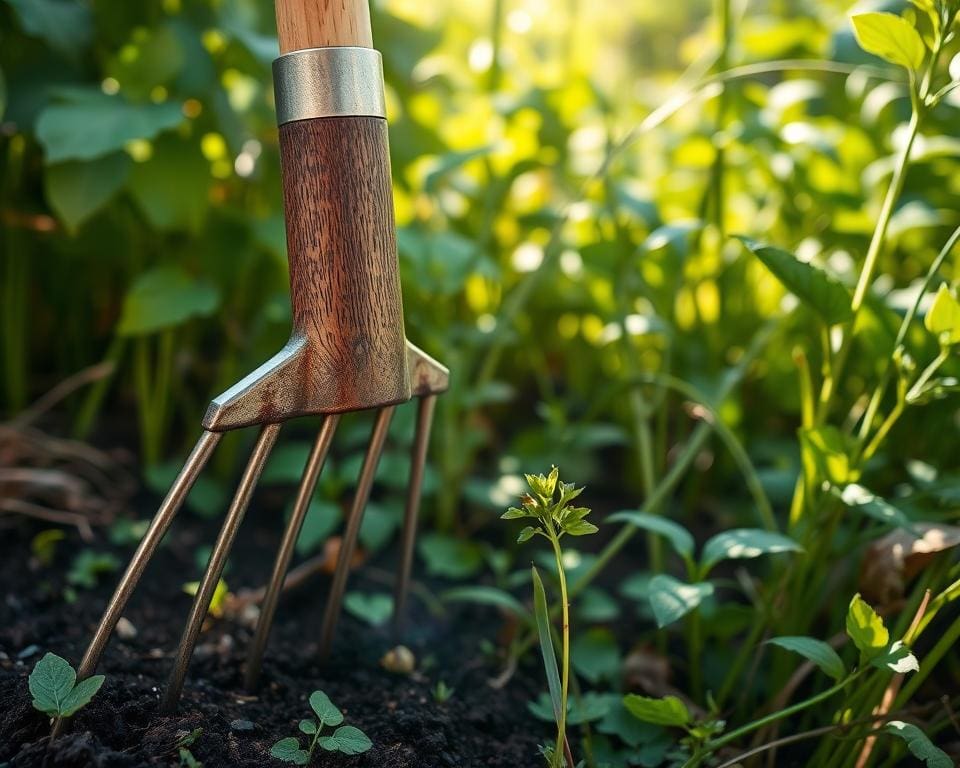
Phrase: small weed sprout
[
  {"left": 29, "top": 652, "right": 104, "bottom": 720},
  {"left": 432, "top": 680, "right": 454, "bottom": 704},
  {"left": 503, "top": 467, "right": 596, "bottom": 768},
  {"left": 175, "top": 728, "right": 203, "bottom": 768},
  {"left": 270, "top": 690, "right": 372, "bottom": 765}
]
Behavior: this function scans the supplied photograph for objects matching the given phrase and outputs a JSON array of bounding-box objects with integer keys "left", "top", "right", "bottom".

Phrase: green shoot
[
  {"left": 29, "top": 652, "right": 104, "bottom": 719},
  {"left": 270, "top": 690, "right": 372, "bottom": 765}
]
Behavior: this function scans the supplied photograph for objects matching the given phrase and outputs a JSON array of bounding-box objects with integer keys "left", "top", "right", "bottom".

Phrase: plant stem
[{"left": 548, "top": 527, "right": 572, "bottom": 768}]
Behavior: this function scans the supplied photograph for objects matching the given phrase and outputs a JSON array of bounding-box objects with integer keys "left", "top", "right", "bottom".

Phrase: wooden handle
[
  {"left": 278, "top": 117, "right": 410, "bottom": 411},
  {"left": 275, "top": 0, "right": 373, "bottom": 53}
]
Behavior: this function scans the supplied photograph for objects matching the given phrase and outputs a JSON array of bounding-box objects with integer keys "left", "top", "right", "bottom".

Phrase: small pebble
[
  {"left": 116, "top": 617, "right": 138, "bottom": 640},
  {"left": 380, "top": 645, "right": 416, "bottom": 674},
  {"left": 16, "top": 644, "right": 40, "bottom": 660},
  {"left": 230, "top": 719, "right": 255, "bottom": 733}
]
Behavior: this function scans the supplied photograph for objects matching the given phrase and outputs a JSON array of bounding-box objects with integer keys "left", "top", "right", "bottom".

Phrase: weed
[
  {"left": 504, "top": 467, "right": 596, "bottom": 768},
  {"left": 270, "top": 691, "right": 372, "bottom": 765},
  {"left": 29, "top": 653, "right": 104, "bottom": 720}
]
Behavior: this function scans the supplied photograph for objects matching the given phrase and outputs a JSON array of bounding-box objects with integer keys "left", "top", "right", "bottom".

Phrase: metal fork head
[{"left": 62, "top": 337, "right": 448, "bottom": 724}]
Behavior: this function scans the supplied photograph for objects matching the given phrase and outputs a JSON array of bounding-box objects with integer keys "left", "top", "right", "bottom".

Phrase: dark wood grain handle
[{"left": 278, "top": 115, "right": 410, "bottom": 411}]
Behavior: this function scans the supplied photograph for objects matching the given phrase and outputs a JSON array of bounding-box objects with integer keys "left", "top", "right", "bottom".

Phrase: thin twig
[{"left": 11, "top": 362, "right": 115, "bottom": 428}]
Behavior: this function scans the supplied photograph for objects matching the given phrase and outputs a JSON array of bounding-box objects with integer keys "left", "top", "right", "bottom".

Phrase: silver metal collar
[{"left": 273, "top": 47, "right": 386, "bottom": 125}]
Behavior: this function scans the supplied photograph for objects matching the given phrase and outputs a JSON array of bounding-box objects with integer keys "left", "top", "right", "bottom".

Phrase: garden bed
[{"left": 0, "top": 502, "right": 543, "bottom": 767}]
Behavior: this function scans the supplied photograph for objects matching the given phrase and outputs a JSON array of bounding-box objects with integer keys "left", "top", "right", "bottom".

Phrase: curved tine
[
  {"left": 317, "top": 406, "right": 395, "bottom": 661},
  {"left": 161, "top": 424, "right": 281, "bottom": 713},
  {"left": 244, "top": 415, "right": 340, "bottom": 691},
  {"left": 50, "top": 430, "right": 221, "bottom": 738},
  {"left": 393, "top": 395, "right": 438, "bottom": 636}
]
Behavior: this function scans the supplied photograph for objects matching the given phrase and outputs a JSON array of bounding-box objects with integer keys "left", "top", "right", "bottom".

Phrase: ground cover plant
[{"left": 1, "top": 0, "right": 960, "bottom": 766}]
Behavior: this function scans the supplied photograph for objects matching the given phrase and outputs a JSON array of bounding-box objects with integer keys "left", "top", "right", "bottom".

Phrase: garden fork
[{"left": 61, "top": 0, "right": 448, "bottom": 723}]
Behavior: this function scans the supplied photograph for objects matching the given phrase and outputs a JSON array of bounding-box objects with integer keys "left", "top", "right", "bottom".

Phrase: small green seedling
[
  {"left": 432, "top": 680, "right": 454, "bottom": 703},
  {"left": 176, "top": 728, "right": 203, "bottom": 768},
  {"left": 270, "top": 690, "right": 372, "bottom": 765},
  {"left": 29, "top": 652, "right": 104, "bottom": 718}
]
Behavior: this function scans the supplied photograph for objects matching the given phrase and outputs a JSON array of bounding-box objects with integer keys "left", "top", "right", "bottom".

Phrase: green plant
[
  {"left": 503, "top": 467, "right": 596, "bottom": 768},
  {"left": 175, "top": 728, "right": 203, "bottom": 768},
  {"left": 29, "top": 652, "right": 104, "bottom": 719},
  {"left": 432, "top": 680, "right": 455, "bottom": 704},
  {"left": 270, "top": 691, "right": 372, "bottom": 765}
]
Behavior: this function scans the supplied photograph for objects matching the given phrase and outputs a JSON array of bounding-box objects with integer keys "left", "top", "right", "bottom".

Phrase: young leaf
[
  {"left": 833, "top": 484, "right": 915, "bottom": 531},
  {"left": 440, "top": 586, "right": 531, "bottom": 621},
  {"left": 647, "top": 574, "right": 714, "bottom": 628},
  {"left": 59, "top": 675, "right": 106, "bottom": 717},
  {"left": 768, "top": 636, "right": 846, "bottom": 680},
  {"left": 343, "top": 592, "right": 394, "bottom": 627},
  {"left": 29, "top": 653, "right": 77, "bottom": 716},
  {"left": 851, "top": 12, "right": 926, "bottom": 71},
  {"left": 871, "top": 641, "right": 919, "bottom": 674},
  {"left": 799, "top": 426, "right": 859, "bottom": 486},
  {"left": 846, "top": 594, "right": 889, "bottom": 659},
  {"left": 924, "top": 284, "right": 960, "bottom": 345},
  {"left": 563, "top": 520, "right": 599, "bottom": 536},
  {"left": 317, "top": 725, "right": 373, "bottom": 755},
  {"left": 622, "top": 694, "right": 691, "bottom": 727},
  {"left": 884, "top": 721, "right": 952, "bottom": 768},
  {"left": 700, "top": 529, "right": 802, "bottom": 573},
  {"left": 518, "top": 526, "right": 539, "bottom": 543},
  {"left": 298, "top": 719, "right": 317, "bottom": 735},
  {"left": 532, "top": 566, "right": 563, "bottom": 723},
  {"left": 309, "top": 690, "right": 344, "bottom": 727},
  {"left": 607, "top": 511, "right": 695, "bottom": 561},
  {"left": 737, "top": 238, "right": 853, "bottom": 325},
  {"left": 270, "top": 737, "right": 309, "bottom": 765}
]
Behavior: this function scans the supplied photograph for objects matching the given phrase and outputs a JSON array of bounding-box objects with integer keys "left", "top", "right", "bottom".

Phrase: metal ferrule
[{"left": 273, "top": 46, "right": 386, "bottom": 125}]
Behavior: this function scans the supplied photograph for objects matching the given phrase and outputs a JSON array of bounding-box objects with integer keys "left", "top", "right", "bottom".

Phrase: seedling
[
  {"left": 270, "top": 690, "right": 372, "bottom": 765},
  {"left": 29, "top": 652, "right": 104, "bottom": 720},
  {"left": 175, "top": 728, "right": 203, "bottom": 768},
  {"left": 432, "top": 680, "right": 454, "bottom": 703},
  {"left": 503, "top": 467, "right": 596, "bottom": 768}
]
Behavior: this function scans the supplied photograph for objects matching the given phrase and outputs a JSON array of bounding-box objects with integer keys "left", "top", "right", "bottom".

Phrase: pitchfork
[{"left": 58, "top": 0, "right": 448, "bottom": 726}]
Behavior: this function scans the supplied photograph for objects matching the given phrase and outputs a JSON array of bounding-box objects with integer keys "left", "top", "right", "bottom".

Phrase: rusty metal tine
[
  {"left": 244, "top": 415, "right": 340, "bottom": 690},
  {"left": 161, "top": 424, "right": 281, "bottom": 713},
  {"left": 393, "top": 395, "right": 437, "bottom": 635},
  {"left": 50, "top": 430, "right": 221, "bottom": 739},
  {"left": 317, "top": 406, "right": 395, "bottom": 660}
]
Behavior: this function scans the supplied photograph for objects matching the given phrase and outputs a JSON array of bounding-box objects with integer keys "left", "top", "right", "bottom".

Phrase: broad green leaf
[
  {"left": 309, "top": 690, "right": 344, "bottom": 727},
  {"left": 294, "top": 498, "right": 341, "bottom": 556},
  {"left": 518, "top": 525, "right": 538, "bottom": 543},
  {"left": 418, "top": 533, "right": 484, "bottom": 580},
  {"left": 701, "top": 529, "right": 802, "bottom": 572},
  {"left": 884, "top": 721, "right": 952, "bottom": 768},
  {"left": 270, "top": 737, "right": 309, "bottom": 765},
  {"left": 846, "top": 594, "right": 889, "bottom": 659},
  {"left": 852, "top": 13, "right": 926, "bottom": 70},
  {"left": 571, "top": 628, "right": 621, "bottom": 684},
  {"left": 317, "top": 725, "right": 373, "bottom": 755},
  {"left": 117, "top": 267, "right": 220, "bottom": 336},
  {"left": 647, "top": 574, "right": 713, "bottom": 628},
  {"left": 60, "top": 675, "right": 105, "bottom": 717},
  {"left": 564, "top": 520, "right": 599, "bottom": 536},
  {"left": 834, "top": 484, "right": 915, "bottom": 530},
  {"left": 128, "top": 136, "right": 210, "bottom": 232},
  {"left": 532, "top": 566, "right": 563, "bottom": 723},
  {"left": 924, "top": 284, "right": 960, "bottom": 345},
  {"left": 343, "top": 592, "right": 394, "bottom": 627},
  {"left": 5, "top": 0, "right": 92, "bottom": 62},
  {"left": 29, "top": 653, "right": 76, "bottom": 716},
  {"left": 738, "top": 238, "right": 853, "bottom": 325},
  {"left": 871, "top": 641, "right": 919, "bottom": 674},
  {"left": 622, "top": 695, "right": 691, "bottom": 727},
  {"left": 608, "top": 511, "right": 695, "bottom": 561},
  {"left": 44, "top": 153, "right": 131, "bottom": 231},
  {"left": 36, "top": 91, "right": 184, "bottom": 164},
  {"left": 298, "top": 719, "right": 317, "bottom": 735},
  {"left": 769, "top": 636, "right": 846, "bottom": 680},
  {"left": 440, "top": 586, "right": 531, "bottom": 621}
]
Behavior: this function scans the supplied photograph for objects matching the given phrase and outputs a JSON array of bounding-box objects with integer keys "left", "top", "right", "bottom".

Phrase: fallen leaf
[{"left": 860, "top": 524, "right": 960, "bottom": 605}]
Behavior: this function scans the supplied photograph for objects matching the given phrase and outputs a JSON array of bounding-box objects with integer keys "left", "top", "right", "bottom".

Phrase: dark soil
[{"left": 0, "top": 492, "right": 544, "bottom": 768}]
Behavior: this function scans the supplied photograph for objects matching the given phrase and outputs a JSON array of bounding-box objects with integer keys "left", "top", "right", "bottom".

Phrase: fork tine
[
  {"left": 393, "top": 394, "right": 437, "bottom": 636},
  {"left": 244, "top": 415, "right": 340, "bottom": 690},
  {"left": 50, "top": 430, "right": 221, "bottom": 738},
  {"left": 161, "top": 423, "right": 281, "bottom": 713},
  {"left": 317, "top": 406, "right": 395, "bottom": 660}
]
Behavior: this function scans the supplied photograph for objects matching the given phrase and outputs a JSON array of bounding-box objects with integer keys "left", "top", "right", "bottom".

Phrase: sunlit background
[{"left": 2, "top": 0, "right": 959, "bottom": 537}]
